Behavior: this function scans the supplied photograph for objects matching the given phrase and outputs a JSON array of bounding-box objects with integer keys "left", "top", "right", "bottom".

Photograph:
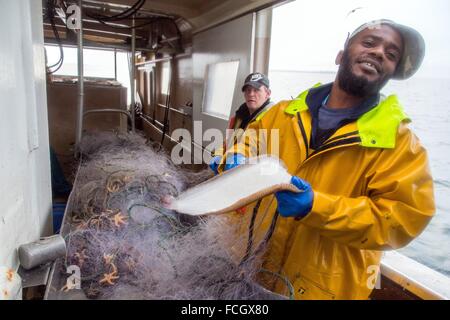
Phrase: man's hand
[
  {"left": 275, "top": 176, "right": 314, "bottom": 219},
  {"left": 224, "top": 153, "right": 247, "bottom": 171},
  {"left": 209, "top": 156, "right": 222, "bottom": 175}
]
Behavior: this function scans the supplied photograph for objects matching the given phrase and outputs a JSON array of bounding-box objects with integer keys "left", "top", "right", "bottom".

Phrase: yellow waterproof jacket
[
  {"left": 213, "top": 101, "right": 274, "bottom": 158},
  {"left": 219, "top": 87, "right": 435, "bottom": 299}
]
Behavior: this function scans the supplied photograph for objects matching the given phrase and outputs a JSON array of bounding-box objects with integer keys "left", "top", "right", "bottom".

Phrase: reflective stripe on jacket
[{"left": 220, "top": 87, "right": 435, "bottom": 299}]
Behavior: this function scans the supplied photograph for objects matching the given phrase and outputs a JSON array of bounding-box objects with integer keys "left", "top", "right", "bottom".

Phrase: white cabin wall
[
  {"left": 0, "top": 0, "right": 52, "bottom": 269},
  {"left": 192, "top": 13, "right": 255, "bottom": 163}
]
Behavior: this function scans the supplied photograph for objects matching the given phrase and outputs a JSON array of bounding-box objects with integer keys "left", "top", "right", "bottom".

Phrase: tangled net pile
[{"left": 60, "top": 131, "right": 288, "bottom": 299}]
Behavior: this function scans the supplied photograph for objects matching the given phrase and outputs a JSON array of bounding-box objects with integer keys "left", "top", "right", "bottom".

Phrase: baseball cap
[
  {"left": 241, "top": 73, "right": 270, "bottom": 91},
  {"left": 347, "top": 19, "right": 425, "bottom": 80}
]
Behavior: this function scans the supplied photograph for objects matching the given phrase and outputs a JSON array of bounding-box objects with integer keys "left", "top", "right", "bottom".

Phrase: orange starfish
[
  {"left": 112, "top": 212, "right": 128, "bottom": 228},
  {"left": 5, "top": 269, "right": 14, "bottom": 282},
  {"left": 107, "top": 181, "right": 121, "bottom": 193},
  {"left": 99, "top": 263, "right": 119, "bottom": 286}
]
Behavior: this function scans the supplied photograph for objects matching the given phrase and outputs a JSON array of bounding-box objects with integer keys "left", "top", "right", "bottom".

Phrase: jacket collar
[
  {"left": 285, "top": 84, "right": 410, "bottom": 149},
  {"left": 305, "top": 83, "right": 380, "bottom": 119},
  {"left": 235, "top": 99, "right": 272, "bottom": 129}
]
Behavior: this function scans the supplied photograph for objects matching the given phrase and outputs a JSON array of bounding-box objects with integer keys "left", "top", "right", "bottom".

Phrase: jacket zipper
[
  {"left": 309, "top": 136, "right": 361, "bottom": 157},
  {"left": 322, "top": 130, "right": 359, "bottom": 145},
  {"left": 296, "top": 112, "right": 361, "bottom": 162},
  {"left": 296, "top": 113, "right": 310, "bottom": 158}
]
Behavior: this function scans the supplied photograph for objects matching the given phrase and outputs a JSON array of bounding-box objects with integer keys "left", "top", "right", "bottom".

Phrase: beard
[{"left": 337, "top": 49, "right": 390, "bottom": 97}]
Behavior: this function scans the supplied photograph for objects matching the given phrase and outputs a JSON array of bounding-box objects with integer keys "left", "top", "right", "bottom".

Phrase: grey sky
[{"left": 269, "top": 0, "right": 450, "bottom": 78}]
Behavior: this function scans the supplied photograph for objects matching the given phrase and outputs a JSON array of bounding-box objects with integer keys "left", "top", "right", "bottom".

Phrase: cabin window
[
  {"left": 116, "top": 52, "right": 132, "bottom": 105},
  {"left": 161, "top": 63, "right": 171, "bottom": 96},
  {"left": 46, "top": 45, "right": 115, "bottom": 78},
  {"left": 202, "top": 60, "right": 240, "bottom": 119},
  {"left": 145, "top": 71, "right": 151, "bottom": 107},
  {"left": 46, "top": 45, "right": 132, "bottom": 104}
]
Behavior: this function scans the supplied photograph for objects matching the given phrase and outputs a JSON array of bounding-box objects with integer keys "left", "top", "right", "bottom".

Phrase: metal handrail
[
  {"left": 136, "top": 57, "right": 172, "bottom": 66},
  {"left": 156, "top": 103, "right": 189, "bottom": 116},
  {"left": 141, "top": 115, "right": 178, "bottom": 145},
  {"left": 83, "top": 108, "right": 132, "bottom": 123}
]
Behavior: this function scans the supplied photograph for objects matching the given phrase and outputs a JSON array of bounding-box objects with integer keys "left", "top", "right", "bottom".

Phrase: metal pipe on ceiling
[
  {"left": 44, "top": 38, "right": 153, "bottom": 52},
  {"left": 136, "top": 56, "right": 172, "bottom": 67},
  {"left": 43, "top": 22, "right": 142, "bottom": 38},
  {"left": 79, "top": 0, "right": 173, "bottom": 18}
]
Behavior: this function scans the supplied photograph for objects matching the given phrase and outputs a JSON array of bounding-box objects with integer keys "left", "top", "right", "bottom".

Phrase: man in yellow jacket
[
  {"left": 218, "top": 20, "right": 435, "bottom": 299},
  {"left": 209, "top": 73, "right": 274, "bottom": 174}
]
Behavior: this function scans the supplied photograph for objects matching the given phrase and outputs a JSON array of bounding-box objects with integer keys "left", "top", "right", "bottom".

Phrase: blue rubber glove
[
  {"left": 224, "top": 153, "right": 247, "bottom": 171},
  {"left": 275, "top": 176, "right": 314, "bottom": 219},
  {"left": 209, "top": 156, "right": 222, "bottom": 175}
]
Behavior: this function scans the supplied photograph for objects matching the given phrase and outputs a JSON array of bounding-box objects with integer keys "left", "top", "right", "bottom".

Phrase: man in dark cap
[{"left": 209, "top": 72, "right": 273, "bottom": 173}]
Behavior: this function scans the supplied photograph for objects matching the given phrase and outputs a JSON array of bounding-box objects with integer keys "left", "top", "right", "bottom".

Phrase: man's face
[
  {"left": 337, "top": 24, "right": 404, "bottom": 97},
  {"left": 244, "top": 85, "right": 271, "bottom": 113}
]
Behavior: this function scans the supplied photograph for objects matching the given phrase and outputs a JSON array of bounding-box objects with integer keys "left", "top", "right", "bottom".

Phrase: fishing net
[{"left": 57, "top": 130, "right": 292, "bottom": 300}]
